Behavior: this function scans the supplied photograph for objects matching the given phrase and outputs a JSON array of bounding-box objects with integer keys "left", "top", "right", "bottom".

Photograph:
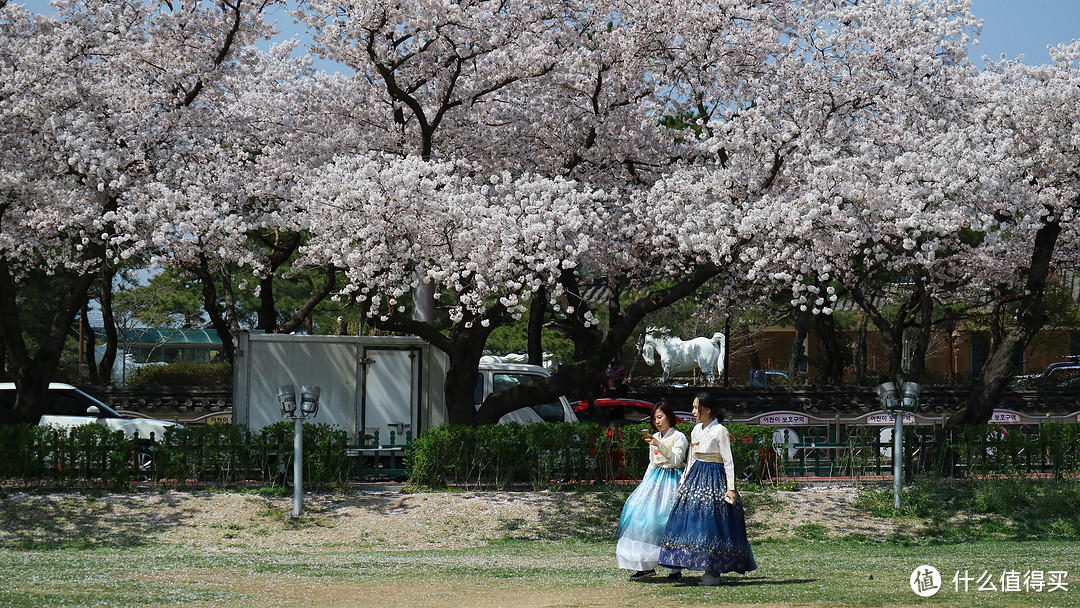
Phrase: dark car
[
  {"left": 750, "top": 369, "right": 790, "bottom": 387},
  {"left": 572, "top": 398, "right": 695, "bottom": 426}
]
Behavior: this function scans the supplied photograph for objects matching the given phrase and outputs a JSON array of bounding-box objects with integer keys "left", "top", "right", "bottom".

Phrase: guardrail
[{"left": 757, "top": 413, "right": 1080, "bottom": 479}]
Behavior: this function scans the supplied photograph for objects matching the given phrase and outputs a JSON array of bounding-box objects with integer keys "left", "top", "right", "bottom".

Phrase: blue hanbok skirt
[
  {"left": 615, "top": 465, "right": 682, "bottom": 571},
  {"left": 658, "top": 460, "right": 757, "bottom": 575}
]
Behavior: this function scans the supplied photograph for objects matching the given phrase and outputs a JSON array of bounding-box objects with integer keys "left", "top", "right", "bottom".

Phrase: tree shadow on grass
[
  {"left": 505, "top": 487, "right": 630, "bottom": 541},
  {"left": 0, "top": 491, "right": 202, "bottom": 550}
]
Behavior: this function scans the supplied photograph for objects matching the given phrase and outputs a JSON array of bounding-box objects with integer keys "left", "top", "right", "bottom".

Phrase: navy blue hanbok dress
[{"left": 658, "top": 419, "right": 757, "bottom": 576}]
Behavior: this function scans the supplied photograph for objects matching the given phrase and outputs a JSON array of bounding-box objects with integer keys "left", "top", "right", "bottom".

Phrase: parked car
[
  {"left": 0, "top": 382, "right": 180, "bottom": 439},
  {"left": 572, "top": 398, "right": 695, "bottom": 426},
  {"left": 1011, "top": 357, "right": 1080, "bottom": 387}
]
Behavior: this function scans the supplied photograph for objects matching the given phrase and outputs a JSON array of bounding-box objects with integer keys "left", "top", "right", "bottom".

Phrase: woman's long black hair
[
  {"left": 694, "top": 392, "right": 724, "bottom": 423},
  {"left": 649, "top": 399, "right": 678, "bottom": 432}
]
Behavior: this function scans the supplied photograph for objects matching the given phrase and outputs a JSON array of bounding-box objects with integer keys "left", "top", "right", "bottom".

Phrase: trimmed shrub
[
  {"left": 126, "top": 361, "right": 233, "bottom": 387},
  {"left": 405, "top": 421, "right": 776, "bottom": 490},
  {"left": 408, "top": 422, "right": 608, "bottom": 490}
]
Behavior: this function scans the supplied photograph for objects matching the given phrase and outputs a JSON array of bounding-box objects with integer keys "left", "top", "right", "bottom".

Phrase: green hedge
[
  {"left": 126, "top": 361, "right": 233, "bottom": 387},
  {"left": 406, "top": 421, "right": 777, "bottom": 490},
  {"left": 0, "top": 424, "right": 149, "bottom": 489},
  {"left": 0, "top": 421, "right": 349, "bottom": 491},
  {"left": 152, "top": 421, "right": 349, "bottom": 490},
  {"left": 5, "top": 420, "right": 1076, "bottom": 492}
]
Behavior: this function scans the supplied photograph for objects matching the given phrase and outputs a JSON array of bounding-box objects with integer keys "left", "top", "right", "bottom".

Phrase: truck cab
[{"left": 474, "top": 361, "right": 579, "bottom": 424}]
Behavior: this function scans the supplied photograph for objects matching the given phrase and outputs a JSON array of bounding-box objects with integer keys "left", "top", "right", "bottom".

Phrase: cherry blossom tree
[
  {"left": 0, "top": 0, "right": 277, "bottom": 423},
  {"left": 288, "top": 0, "right": 691, "bottom": 423},
  {"left": 947, "top": 45, "right": 1080, "bottom": 425},
  {"left": 3, "top": 0, "right": 1027, "bottom": 432},
  {"left": 286, "top": 0, "right": 990, "bottom": 425},
  {"left": 139, "top": 41, "right": 363, "bottom": 363},
  {"left": 678, "top": 0, "right": 988, "bottom": 387}
]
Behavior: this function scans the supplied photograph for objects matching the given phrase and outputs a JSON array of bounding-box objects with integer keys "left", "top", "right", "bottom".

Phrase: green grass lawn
[
  {"left": 1, "top": 537, "right": 1077, "bottom": 607},
  {"left": 2, "top": 478, "right": 1079, "bottom": 607}
]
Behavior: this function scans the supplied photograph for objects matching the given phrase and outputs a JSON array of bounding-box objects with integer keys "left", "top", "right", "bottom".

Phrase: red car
[{"left": 572, "top": 398, "right": 695, "bottom": 426}]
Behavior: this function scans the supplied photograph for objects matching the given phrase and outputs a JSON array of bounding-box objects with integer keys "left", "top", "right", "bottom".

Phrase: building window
[{"left": 969, "top": 333, "right": 990, "bottom": 375}]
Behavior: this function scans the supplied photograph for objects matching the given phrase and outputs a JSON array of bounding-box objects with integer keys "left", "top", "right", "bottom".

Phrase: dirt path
[{"left": 0, "top": 483, "right": 923, "bottom": 552}]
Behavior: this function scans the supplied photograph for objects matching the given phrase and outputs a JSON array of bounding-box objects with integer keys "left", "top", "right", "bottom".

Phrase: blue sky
[
  {"left": 13, "top": 0, "right": 1080, "bottom": 68},
  {"left": 970, "top": 0, "right": 1080, "bottom": 64}
]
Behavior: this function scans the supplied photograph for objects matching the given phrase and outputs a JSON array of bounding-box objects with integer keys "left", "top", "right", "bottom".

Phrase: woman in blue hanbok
[
  {"left": 659, "top": 392, "right": 757, "bottom": 586},
  {"left": 615, "top": 401, "right": 688, "bottom": 581}
]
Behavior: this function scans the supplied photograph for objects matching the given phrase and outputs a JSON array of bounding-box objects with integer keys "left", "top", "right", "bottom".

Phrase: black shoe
[
  {"left": 629, "top": 569, "right": 656, "bottom": 581},
  {"left": 667, "top": 571, "right": 683, "bottom": 580}
]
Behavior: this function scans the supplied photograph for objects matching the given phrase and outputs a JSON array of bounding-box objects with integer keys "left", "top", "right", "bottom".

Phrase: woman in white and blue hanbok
[
  {"left": 659, "top": 392, "right": 757, "bottom": 586},
  {"left": 616, "top": 401, "right": 688, "bottom": 581}
]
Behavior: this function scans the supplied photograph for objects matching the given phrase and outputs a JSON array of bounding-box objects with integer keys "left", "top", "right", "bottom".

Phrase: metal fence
[{"left": 756, "top": 411, "right": 1080, "bottom": 480}]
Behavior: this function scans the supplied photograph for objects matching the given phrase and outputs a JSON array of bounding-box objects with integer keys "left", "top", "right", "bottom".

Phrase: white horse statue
[{"left": 641, "top": 328, "right": 726, "bottom": 386}]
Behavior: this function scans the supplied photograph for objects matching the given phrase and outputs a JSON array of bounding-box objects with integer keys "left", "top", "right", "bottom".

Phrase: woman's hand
[
  {"left": 724, "top": 489, "right": 738, "bottom": 504},
  {"left": 642, "top": 429, "right": 659, "bottom": 446}
]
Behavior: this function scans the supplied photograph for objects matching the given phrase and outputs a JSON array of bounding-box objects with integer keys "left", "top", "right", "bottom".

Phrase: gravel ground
[{"left": 0, "top": 482, "right": 928, "bottom": 551}]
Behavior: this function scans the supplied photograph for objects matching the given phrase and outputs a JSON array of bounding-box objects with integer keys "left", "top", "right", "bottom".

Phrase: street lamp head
[
  {"left": 300, "top": 385, "right": 321, "bottom": 416},
  {"left": 278, "top": 385, "right": 297, "bottom": 417},
  {"left": 900, "top": 382, "right": 921, "bottom": 411},
  {"left": 875, "top": 382, "right": 899, "bottom": 411}
]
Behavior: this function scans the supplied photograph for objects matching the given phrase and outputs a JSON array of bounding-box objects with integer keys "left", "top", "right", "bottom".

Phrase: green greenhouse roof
[{"left": 93, "top": 327, "right": 223, "bottom": 345}]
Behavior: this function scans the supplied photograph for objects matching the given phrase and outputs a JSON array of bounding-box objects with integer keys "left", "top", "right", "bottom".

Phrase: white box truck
[{"left": 232, "top": 333, "right": 576, "bottom": 443}]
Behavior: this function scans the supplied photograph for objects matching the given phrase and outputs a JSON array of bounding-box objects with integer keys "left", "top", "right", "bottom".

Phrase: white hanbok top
[
  {"left": 644, "top": 427, "right": 688, "bottom": 475},
  {"left": 683, "top": 418, "right": 736, "bottom": 488}
]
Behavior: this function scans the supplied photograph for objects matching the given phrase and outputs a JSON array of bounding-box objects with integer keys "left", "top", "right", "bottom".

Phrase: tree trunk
[
  {"left": 815, "top": 312, "right": 845, "bottom": 384},
  {"left": 277, "top": 265, "right": 338, "bottom": 335},
  {"left": 257, "top": 274, "right": 277, "bottom": 333},
  {"left": 607, "top": 278, "right": 622, "bottom": 362},
  {"left": 527, "top": 287, "right": 546, "bottom": 367},
  {"left": 788, "top": 309, "right": 810, "bottom": 379},
  {"left": 97, "top": 267, "right": 118, "bottom": 386},
  {"left": 743, "top": 326, "right": 762, "bottom": 371},
  {"left": 0, "top": 260, "right": 97, "bottom": 425},
  {"left": 441, "top": 330, "right": 491, "bottom": 426},
  {"left": 854, "top": 315, "right": 868, "bottom": 384},
  {"left": 558, "top": 269, "right": 603, "bottom": 362},
  {"left": 949, "top": 218, "right": 1062, "bottom": 427},
  {"left": 906, "top": 278, "right": 934, "bottom": 380},
  {"left": 851, "top": 282, "right": 925, "bottom": 383},
  {"left": 192, "top": 253, "right": 237, "bottom": 365}
]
